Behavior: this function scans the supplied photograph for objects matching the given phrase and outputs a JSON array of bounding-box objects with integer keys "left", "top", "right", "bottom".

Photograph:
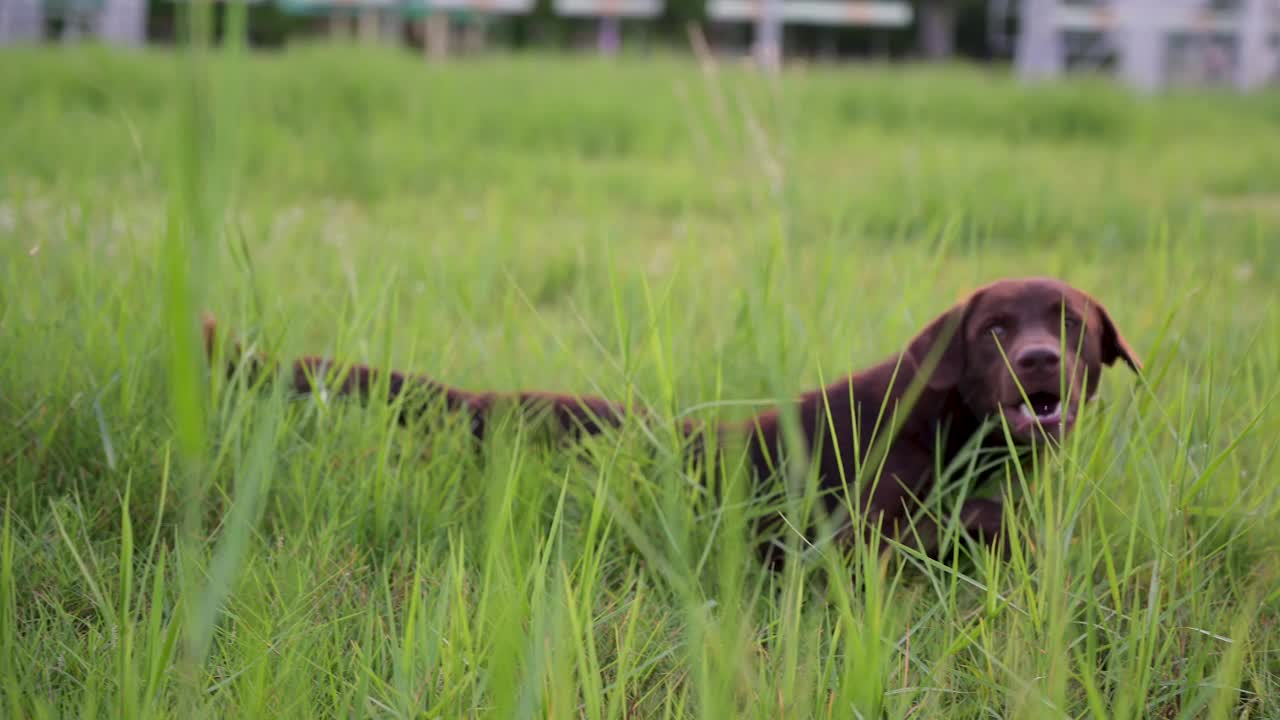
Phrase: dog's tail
[{"left": 200, "top": 313, "right": 660, "bottom": 441}]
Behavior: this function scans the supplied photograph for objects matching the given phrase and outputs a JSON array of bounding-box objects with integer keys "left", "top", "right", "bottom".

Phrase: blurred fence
[
  {"left": 706, "top": 0, "right": 910, "bottom": 67},
  {"left": 0, "top": 0, "right": 918, "bottom": 58}
]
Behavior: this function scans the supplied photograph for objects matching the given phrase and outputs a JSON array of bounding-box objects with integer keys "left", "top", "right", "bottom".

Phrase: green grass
[{"left": 2, "top": 42, "right": 1280, "bottom": 718}]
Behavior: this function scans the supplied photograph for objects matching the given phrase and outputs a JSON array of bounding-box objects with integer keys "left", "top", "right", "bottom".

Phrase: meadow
[{"left": 1, "top": 42, "right": 1279, "bottom": 718}]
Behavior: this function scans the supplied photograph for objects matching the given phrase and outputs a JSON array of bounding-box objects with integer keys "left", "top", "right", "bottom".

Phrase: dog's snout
[{"left": 1015, "top": 345, "right": 1060, "bottom": 373}]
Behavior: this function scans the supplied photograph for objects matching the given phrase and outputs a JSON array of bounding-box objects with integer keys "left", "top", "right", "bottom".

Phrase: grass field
[{"left": 2, "top": 43, "right": 1280, "bottom": 718}]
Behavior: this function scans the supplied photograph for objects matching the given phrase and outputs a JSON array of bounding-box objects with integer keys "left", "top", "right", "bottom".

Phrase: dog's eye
[
  {"left": 986, "top": 323, "right": 1007, "bottom": 338},
  {"left": 1062, "top": 316, "right": 1081, "bottom": 331}
]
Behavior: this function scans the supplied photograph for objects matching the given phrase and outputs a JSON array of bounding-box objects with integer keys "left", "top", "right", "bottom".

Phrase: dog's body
[{"left": 204, "top": 277, "right": 1139, "bottom": 557}]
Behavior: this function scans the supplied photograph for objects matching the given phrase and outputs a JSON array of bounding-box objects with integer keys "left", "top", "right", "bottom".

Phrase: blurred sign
[
  {"left": 277, "top": 0, "right": 398, "bottom": 13},
  {"left": 706, "top": 0, "right": 911, "bottom": 26},
  {"left": 553, "top": 0, "right": 662, "bottom": 18},
  {"left": 42, "top": 0, "right": 106, "bottom": 14},
  {"left": 1055, "top": 3, "right": 1240, "bottom": 33},
  {"left": 403, "top": 0, "right": 534, "bottom": 13}
]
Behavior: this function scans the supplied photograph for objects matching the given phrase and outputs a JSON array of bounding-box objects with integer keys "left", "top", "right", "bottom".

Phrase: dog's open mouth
[
  {"left": 1018, "top": 391, "right": 1062, "bottom": 424},
  {"left": 1004, "top": 390, "right": 1075, "bottom": 439}
]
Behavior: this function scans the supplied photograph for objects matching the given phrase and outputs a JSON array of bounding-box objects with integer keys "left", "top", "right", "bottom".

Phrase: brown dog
[{"left": 203, "top": 276, "right": 1140, "bottom": 559}]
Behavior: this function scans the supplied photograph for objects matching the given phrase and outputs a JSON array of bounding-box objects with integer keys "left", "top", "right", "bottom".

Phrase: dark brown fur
[{"left": 203, "top": 276, "right": 1140, "bottom": 559}]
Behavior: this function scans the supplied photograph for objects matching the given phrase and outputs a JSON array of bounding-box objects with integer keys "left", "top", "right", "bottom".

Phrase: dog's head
[{"left": 906, "top": 277, "right": 1140, "bottom": 444}]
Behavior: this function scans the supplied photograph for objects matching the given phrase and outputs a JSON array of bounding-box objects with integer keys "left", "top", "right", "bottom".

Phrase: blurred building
[
  {"left": 1014, "top": 0, "right": 1279, "bottom": 91},
  {"left": 1, "top": 0, "right": 147, "bottom": 44}
]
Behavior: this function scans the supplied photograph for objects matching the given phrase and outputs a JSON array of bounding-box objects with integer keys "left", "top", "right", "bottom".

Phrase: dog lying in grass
[{"left": 203, "top": 276, "right": 1140, "bottom": 560}]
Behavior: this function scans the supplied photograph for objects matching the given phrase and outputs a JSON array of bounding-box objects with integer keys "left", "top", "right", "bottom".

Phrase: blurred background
[{"left": 2, "top": 0, "right": 1278, "bottom": 92}]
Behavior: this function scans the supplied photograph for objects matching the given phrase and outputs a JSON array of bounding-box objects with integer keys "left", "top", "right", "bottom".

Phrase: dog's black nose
[{"left": 1015, "top": 345, "right": 1060, "bottom": 373}]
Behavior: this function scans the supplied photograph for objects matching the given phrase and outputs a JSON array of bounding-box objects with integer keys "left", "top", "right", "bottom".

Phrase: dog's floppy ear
[
  {"left": 905, "top": 299, "right": 969, "bottom": 391},
  {"left": 1093, "top": 300, "right": 1142, "bottom": 373}
]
